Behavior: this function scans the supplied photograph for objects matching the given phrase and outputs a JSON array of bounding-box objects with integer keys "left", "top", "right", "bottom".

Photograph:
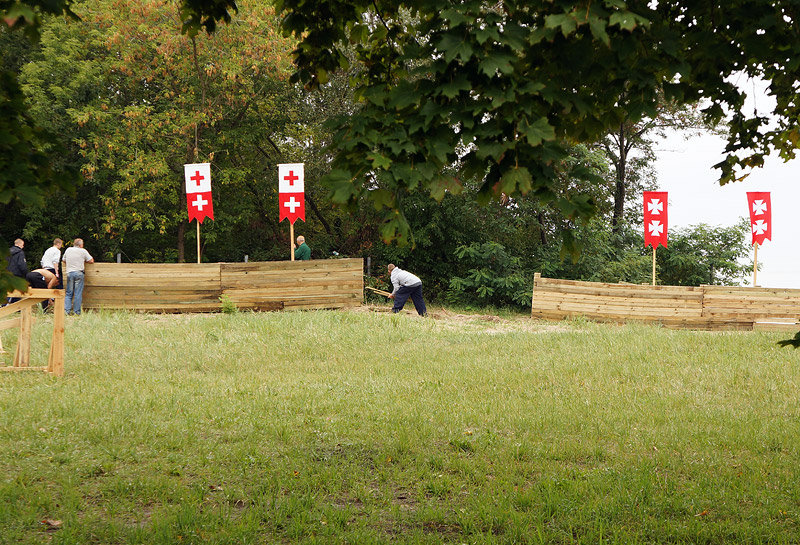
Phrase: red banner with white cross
[
  {"left": 278, "top": 163, "right": 305, "bottom": 224},
  {"left": 746, "top": 191, "right": 771, "bottom": 245},
  {"left": 184, "top": 162, "right": 214, "bottom": 223},
  {"left": 643, "top": 191, "right": 668, "bottom": 249}
]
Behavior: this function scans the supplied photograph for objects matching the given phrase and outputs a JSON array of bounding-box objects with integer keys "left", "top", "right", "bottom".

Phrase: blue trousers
[
  {"left": 65, "top": 271, "right": 85, "bottom": 315},
  {"left": 392, "top": 283, "right": 427, "bottom": 316}
]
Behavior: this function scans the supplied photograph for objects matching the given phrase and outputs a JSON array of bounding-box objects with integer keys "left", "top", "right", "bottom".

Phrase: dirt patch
[
  {"left": 113, "top": 304, "right": 576, "bottom": 334},
  {"left": 351, "top": 305, "right": 576, "bottom": 334}
]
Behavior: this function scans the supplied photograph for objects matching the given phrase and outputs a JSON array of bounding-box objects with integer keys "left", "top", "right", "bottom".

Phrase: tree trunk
[
  {"left": 611, "top": 123, "right": 627, "bottom": 238},
  {"left": 306, "top": 192, "right": 333, "bottom": 236},
  {"left": 537, "top": 212, "right": 547, "bottom": 246},
  {"left": 177, "top": 219, "right": 187, "bottom": 262}
]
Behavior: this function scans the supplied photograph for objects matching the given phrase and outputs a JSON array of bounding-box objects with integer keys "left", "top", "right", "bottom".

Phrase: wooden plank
[
  {"left": 0, "top": 318, "right": 20, "bottom": 331},
  {"left": 234, "top": 301, "right": 285, "bottom": 311},
  {"left": 13, "top": 306, "right": 32, "bottom": 368},
  {"left": 0, "top": 298, "right": 43, "bottom": 320},
  {"left": 703, "top": 310, "right": 800, "bottom": 320},
  {"left": 86, "top": 263, "right": 221, "bottom": 273},
  {"left": 221, "top": 277, "right": 362, "bottom": 290},
  {"left": 0, "top": 366, "right": 49, "bottom": 372},
  {"left": 537, "top": 276, "right": 702, "bottom": 292},
  {"left": 530, "top": 309, "right": 753, "bottom": 331},
  {"left": 702, "top": 286, "right": 800, "bottom": 297},
  {"left": 6, "top": 288, "right": 65, "bottom": 299},
  {"left": 48, "top": 295, "right": 65, "bottom": 376},
  {"left": 224, "top": 287, "right": 362, "bottom": 299},
  {"left": 84, "top": 292, "right": 222, "bottom": 304},
  {"left": 83, "top": 302, "right": 220, "bottom": 310},
  {"left": 220, "top": 258, "right": 362, "bottom": 273},
  {"left": 222, "top": 280, "right": 362, "bottom": 292},
  {"left": 532, "top": 292, "right": 703, "bottom": 309},
  {"left": 711, "top": 296, "right": 800, "bottom": 304},
  {"left": 535, "top": 285, "right": 703, "bottom": 300},
  {"left": 534, "top": 301, "right": 702, "bottom": 317},
  {"left": 85, "top": 278, "right": 221, "bottom": 289}
]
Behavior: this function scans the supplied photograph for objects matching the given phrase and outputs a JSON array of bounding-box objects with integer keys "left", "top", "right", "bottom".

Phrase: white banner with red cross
[
  {"left": 184, "top": 163, "right": 214, "bottom": 223},
  {"left": 278, "top": 163, "right": 305, "bottom": 224}
]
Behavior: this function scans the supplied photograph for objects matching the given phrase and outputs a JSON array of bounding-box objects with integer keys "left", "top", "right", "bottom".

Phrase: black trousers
[{"left": 392, "top": 283, "right": 427, "bottom": 316}]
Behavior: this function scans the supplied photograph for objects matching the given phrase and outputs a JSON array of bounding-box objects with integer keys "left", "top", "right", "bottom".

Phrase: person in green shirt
[{"left": 294, "top": 236, "right": 311, "bottom": 260}]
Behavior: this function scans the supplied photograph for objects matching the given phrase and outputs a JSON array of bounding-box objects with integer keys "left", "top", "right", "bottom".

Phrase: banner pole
[
  {"left": 290, "top": 222, "right": 295, "bottom": 261},
  {"left": 652, "top": 246, "right": 656, "bottom": 286},
  {"left": 753, "top": 242, "right": 758, "bottom": 287},
  {"left": 196, "top": 220, "right": 201, "bottom": 264}
]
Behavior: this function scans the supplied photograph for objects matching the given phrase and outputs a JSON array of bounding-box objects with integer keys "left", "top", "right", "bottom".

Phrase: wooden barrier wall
[
  {"left": 82, "top": 258, "right": 363, "bottom": 313},
  {"left": 532, "top": 273, "right": 800, "bottom": 331}
]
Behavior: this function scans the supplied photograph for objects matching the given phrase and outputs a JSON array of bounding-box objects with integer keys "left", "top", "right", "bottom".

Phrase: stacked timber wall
[
  {"left": 532, "top": 273, "right": 800, "bottom": 331},
  {"left": 82, "top": 258, "right": 363, "bottom": 313}
]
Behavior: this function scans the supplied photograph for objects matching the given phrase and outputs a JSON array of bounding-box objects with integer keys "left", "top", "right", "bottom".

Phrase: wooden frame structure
[
  {"left": 531, "top": 273, "right": 800, "bottom": 331},
  {"left": 0, "top": 289, "right": 65, "bottom": 376},
  {"left": 81, "top": 259, "right": 364, "bottom": 313}
]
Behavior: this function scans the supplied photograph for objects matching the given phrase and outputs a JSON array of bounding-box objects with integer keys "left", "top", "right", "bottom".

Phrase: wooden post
[
  {"left": 13, "top": 305, "right": 32, "bottom": 368},
  {"left": 753, "top": 242, "right": 758, "bottom": 287},
  {"left": 652, "top": 246, "right": 657, "bottom": 286},
  {"left": 290, "top": 222, "right": 295, "bottom": 261},
  {"left": 532, "top": 272, "right": 541, "bottom": 317},
  {"left": 196, "top": 220, "right": 201, "bottom": 264},
  {"left": 47, "top": 293, "right": 65, "bottom": 376},
  {"left": 0, "top": 289, "right": 65, "bottom": 376}
]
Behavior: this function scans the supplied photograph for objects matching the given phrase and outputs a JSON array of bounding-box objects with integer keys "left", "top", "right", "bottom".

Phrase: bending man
[{"left": 387, "top": 263, "right": 427, "bottom": 316}]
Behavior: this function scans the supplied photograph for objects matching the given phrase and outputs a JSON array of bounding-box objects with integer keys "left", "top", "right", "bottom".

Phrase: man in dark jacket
[
  {"left": 7, "top": 239, "right": 28, "bottom": 279},
  {"left": 6, "top": 238, "right": 28, "bottom": 304}
]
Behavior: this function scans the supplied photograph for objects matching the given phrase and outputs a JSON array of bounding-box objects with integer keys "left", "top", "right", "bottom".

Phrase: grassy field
[{"left": 1, "top": 307, "right": 799, "bottom": 544}]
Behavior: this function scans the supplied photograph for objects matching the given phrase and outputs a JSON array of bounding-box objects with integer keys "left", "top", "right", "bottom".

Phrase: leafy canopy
[{"left": 272, "top": 0, "right": 800, "bottom": 241}]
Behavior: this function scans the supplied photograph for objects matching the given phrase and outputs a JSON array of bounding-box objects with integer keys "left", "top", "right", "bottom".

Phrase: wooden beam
[
  {"left": 48, "top": 295, "right": 65, "bottom": 376},
  {"left": 365, "top": 286, "right": 392, "bottom": 298},
  {"left": 0, "top": 298, "right": 39, "bottom": 320},
  {"left": 13, "top": 306, "right": 32, "bottom": 368},
  {"left": 6, "top": 288, "right": 65, "bottom": 299},
  {"left": 0, "top": 318, "right": 20, "bottom": 331}
]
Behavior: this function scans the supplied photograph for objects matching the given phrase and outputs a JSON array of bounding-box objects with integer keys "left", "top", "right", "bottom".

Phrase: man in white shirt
[
  {"left": 40, "top": 238, "right": 63, "bottom": 280},
  {"left": 387, "top": 263, "right": 427, "bottom": 316},
  {"left": 62, "top": 238, "right": 94, "bottom": 315}
]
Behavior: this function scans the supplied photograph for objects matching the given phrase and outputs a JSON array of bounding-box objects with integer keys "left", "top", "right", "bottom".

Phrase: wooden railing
[
  {"left": 82, "top": 258, "right": 364, "bottom": 313},
  {"left": 0, "top": 289, "right": 65, "bottom": 376},
  {"left": 531, "top": 273, "right": 800, "bottom": 331}
]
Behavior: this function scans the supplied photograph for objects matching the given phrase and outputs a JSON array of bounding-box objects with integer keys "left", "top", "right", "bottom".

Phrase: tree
[
  {"left": 598, "top": 96, "right": 710, "bottom": 239},
  {"left": 19, "top": 0, "right": 298, "bottom": 262},
  {"left": 657, "top": 220, "right": 752, "bottom": 287},
  {"left": 0, "top": 0, "right": 241, "bottom": 293},
  {"left": 271, "top": 0, "right": 800, "bottom": 244},
  {"left": 0, "top": 1, "right": 78, "bottom": 295}
]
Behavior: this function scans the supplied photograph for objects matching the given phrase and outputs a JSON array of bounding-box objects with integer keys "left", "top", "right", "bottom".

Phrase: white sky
[
  {"left": 654, "top": 131, "right": 799, "bottom": 288},
  {"left": 652, "top": 76, "right": 800, "bottom": 289}
]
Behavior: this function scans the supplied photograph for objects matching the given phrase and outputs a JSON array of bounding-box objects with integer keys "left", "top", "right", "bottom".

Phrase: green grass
[{"left": 1, "top": 309, "right": 799, "bottom": 544}]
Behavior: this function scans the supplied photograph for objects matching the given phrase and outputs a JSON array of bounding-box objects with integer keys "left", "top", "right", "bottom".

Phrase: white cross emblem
[
  {"left": 647, "top": 198, "right": 663, "bottom": 215},
  {"left": 284, "top": 196, "right": 301, "bottom": 213},
  {"left": 752, "top": 219, "right": 768, "bottom": 235},
  {"left": 752, "top": 200, "right": 768, "bottom": 215},
  {"left": 648, "top": 220, "right": 663, "bottom": 236},
  {"left": 192, "top": 194, "right": 208, "bottom": 211}
]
